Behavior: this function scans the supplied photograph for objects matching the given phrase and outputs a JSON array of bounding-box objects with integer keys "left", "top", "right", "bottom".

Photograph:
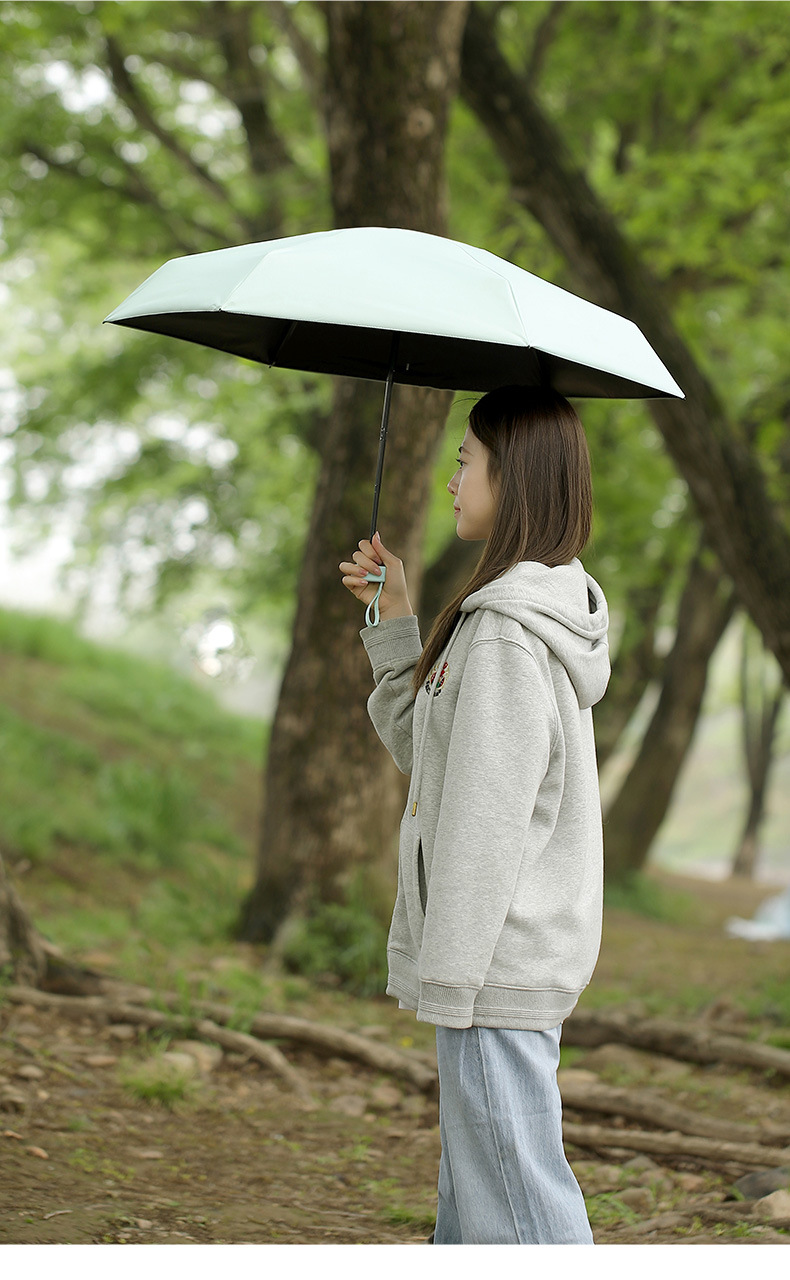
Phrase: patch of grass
[
  {"left": 66, "top": 1147, "right": 134, "bottom": 1181},
  {"left": 118, "top": 1052, "right": 202, "bottom": 1110},
  {"left": 383, "top": 1203, "right": 435, "bottom": 1229},
  {"left": 364, "top": 1177, "right": 436, "bottom": 1231},
  {"left": 559, "top": 1045, "right": 588, "bottom": 1070},
  {"left": 713, "top": 1221, "right": 765, "bottom": 1239},
  {"left": 66, "top": 1114, "right": 93, "bottom": 1132},
  {"left": 342, "top": 1140, "right": 373, "bottom": 1161},
  {"left": 0, "top": 700, "right": 250, "bottom": 873},
  {"left": 0, "top": 606, "right": 262, "bottom": 955},
  {"left": 281, "top": 887, "right": 389, "bottom": 996},
  {"left": 604, "top": 873, "right": 698, "bottom": 924},
  {"left": 0, "top": 606, "right": 263, "bottom": 757},
  {"left": 741, "top": 974, "right": 790, "bottom": 1026},
  {"left": 585, "top": 1192, "right": 641, "bottom": 1229},
  {"left": 135, "top": 863, "right": 247, "bottom": 946}
]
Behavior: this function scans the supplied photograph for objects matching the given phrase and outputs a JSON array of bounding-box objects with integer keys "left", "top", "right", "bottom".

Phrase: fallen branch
[
  {"left": 104, "top": 980, "right": 439, "bottom": 1092},
  {"left": 4, "top": 986, "right": 312, "bottom": 1100},
  {"left": 564, "top": 1008, "right": 790, "bottom": 1079},
  {"left": 559, "top": 1074, "right": 790, "bottom": 1147},
  {"left": 4, "top": 985, "right": 438, "bottom": 1095},
  {"left": 192, "top": 1018, "right": 314, "bottom": 1103},
  {"left": 564, "top": 1120, "right": 790, "bottom": 1169}
]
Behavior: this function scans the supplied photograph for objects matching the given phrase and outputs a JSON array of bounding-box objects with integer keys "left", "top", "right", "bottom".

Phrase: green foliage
[
  {"left": 0, "top": 0, "right": 330, "bottom": 638},
  {"left": 281, "top": 886, "right": 389, "bottom": 997},
  {"left": 3, "top": 0, "right": 790, "bottom": 642},
  {"left": 603, "top": 872, "right": 698, "bottom": 924}
]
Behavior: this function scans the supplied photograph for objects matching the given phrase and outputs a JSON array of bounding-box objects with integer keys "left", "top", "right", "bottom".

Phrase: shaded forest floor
[{"left": 2, "top": 872, "right": 790, "bottom": 1247}]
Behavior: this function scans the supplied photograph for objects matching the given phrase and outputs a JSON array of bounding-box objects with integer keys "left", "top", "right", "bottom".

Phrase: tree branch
[
  {"left": 21, "top": 142, "right": 223, "bottom": 256},
  {"left": 206, "top": 0, "right": 293, "bottom": 179},
  {"left": 101, "top": 33, "right": 252, "bottom": 240},
  {"left": 265, "top": 0, "right": 325, "bottom": 110},
  {"left": 525, "top": 0, "right": 568, "bottom": 83}
]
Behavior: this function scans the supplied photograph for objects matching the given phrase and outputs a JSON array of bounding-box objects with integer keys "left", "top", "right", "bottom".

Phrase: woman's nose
[{"left": 447, "top": 472, "right": 458, "bottom": 495}]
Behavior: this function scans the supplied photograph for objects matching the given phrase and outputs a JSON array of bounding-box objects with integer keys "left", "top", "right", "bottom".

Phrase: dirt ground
[{"left": 2, "top": 874, "right": 790, "bottom": 1247}]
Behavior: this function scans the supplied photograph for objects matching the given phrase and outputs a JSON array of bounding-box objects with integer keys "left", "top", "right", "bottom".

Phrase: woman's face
[{"left": 447, "top": 426, "right": 498, "bottom": 541}]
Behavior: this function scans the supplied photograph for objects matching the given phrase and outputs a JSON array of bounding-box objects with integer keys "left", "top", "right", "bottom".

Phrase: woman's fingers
[
  {"left": 339, "top": 559, "right": 373, "bottom": 597},
  {"left": 339, "top": 558, "right": 371, "bottom": 579},
  {"left": 349, "top": 554, "right": 382, "bottom": 583},
  {"left": 339, "top": 535, "right": 412, "bottom": 620},
  {"left": 354, "top": 542, "right": 382, "bottom": 572}
]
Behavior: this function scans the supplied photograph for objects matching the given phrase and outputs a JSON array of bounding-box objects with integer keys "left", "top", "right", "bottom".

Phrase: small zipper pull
[{"left": 412, "top": 801, "right": 417, "bottom": 816}]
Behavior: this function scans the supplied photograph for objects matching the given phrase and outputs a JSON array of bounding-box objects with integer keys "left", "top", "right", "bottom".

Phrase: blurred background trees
[{"left": 1, "top": 1, "right": 788, "bottom": 976}]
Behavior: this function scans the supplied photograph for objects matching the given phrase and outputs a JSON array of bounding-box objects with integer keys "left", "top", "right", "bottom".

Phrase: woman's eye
[{"left": 456, "top": 458, "right": 464, "bottom": 468}]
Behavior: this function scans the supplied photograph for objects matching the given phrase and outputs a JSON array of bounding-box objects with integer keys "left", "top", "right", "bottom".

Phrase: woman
[{"left": 339, "top": 385, "right": 609, "bottom": 1245}]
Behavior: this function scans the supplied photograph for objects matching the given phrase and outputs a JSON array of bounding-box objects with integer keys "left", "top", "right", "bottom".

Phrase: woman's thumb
[{"left": 372, "top": 531, "right": 394, "bottom": 563}]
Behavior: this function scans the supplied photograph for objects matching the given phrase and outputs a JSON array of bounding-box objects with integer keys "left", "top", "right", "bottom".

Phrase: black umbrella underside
[{"left": 109, "top": 310, "right": 676, "bottom": 400}]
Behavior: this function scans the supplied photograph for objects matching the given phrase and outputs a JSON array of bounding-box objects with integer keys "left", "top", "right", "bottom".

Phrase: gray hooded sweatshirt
[{"left": 360, "top": 557, "right": 610, "bottom": 1031}]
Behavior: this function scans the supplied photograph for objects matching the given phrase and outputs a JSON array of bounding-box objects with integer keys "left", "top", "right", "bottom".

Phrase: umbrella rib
[
  {"left": 268, "top": 319, "right": 298, "bottom": 367},
  {"left": 455, "top": 242, "right": 533, "bottom": 352}
]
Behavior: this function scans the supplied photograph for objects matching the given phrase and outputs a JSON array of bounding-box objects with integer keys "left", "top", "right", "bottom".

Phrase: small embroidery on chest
[{"left": 425, "top": 659, "right": 449, "bottom": 697}]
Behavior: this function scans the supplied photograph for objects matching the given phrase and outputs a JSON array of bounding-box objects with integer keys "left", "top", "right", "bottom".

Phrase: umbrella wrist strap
[{"left": 364, "top": 566, "right": 386, "bottom": 627}]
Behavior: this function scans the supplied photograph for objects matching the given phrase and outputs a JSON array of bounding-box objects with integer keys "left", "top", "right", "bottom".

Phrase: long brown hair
[{"left": 413, "top": 385, "right": 593, "bottom": 694}]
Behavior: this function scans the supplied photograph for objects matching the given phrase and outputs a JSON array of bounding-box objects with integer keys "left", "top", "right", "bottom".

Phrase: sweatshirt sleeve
[
  {"left": 416, "top": 636, "right": 558, "bottom": 1026},
  {"left": 360, "top": 615, "right": 423, "bottom": 775}
]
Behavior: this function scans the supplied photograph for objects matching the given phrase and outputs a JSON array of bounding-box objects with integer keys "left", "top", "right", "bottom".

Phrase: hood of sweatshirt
[{"left": 460, "top": 558, "right": 610, "bottom": 709}]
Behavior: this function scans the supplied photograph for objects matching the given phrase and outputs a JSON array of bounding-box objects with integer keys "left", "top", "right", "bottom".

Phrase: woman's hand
[{"left": 339, "top": 532, "right": 414, "bottom": 622}]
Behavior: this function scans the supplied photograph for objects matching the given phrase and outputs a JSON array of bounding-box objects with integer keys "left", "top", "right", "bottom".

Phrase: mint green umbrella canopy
[{"left": 105, "top": 226, "right": 684, "bottom": 535}]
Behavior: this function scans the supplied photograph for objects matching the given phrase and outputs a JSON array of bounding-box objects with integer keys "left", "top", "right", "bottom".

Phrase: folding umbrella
[{"left": 105, "top": 226, "right": 684, "bottom": 622}]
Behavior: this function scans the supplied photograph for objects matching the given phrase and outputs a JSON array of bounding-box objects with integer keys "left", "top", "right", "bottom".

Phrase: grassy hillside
[{"left": 0, "top": 606, "right": 266, "bottom": 982}]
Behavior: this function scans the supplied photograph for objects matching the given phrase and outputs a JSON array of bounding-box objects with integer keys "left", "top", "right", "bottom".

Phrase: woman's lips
[{"left": 453, "top": 505, "right": 460, "bottom": 518}]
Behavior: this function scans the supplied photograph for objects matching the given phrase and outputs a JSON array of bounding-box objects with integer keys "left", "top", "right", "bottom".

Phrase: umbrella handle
[{"left": 364, "top": 566, "right": 386, "bottom": 627}]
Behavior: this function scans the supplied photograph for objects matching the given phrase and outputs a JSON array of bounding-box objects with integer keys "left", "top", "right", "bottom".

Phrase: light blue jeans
[{"left": 434, "top": 1024, "right": 593, "bottom": 1245}]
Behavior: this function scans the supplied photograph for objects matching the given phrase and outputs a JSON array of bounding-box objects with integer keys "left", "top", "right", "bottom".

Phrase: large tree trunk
[
  {"left": 239, "top": 1, "right": 469, "bottom": 942},
  {"left": 460, "top": 3, "right": 790, "bottom": 683},
  {"left": 602, "top": 546, "right": 736, "bottom": 880}
]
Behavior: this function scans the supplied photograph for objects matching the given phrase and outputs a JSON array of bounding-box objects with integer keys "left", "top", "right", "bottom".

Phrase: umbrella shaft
[{"left": 369, "top": 335, "right": 400, "bottom": 541}]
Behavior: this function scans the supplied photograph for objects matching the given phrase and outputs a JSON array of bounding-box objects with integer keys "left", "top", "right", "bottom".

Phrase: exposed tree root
[
  {"left": 559, "top": 1075, "right": 790, "bottom": 1147},
  {"left": 564, "top": 1007, "right": 790, "bottom": 1079},
  {"left": 3, "top": 985, "right": 438, "bottom": 1096},
  {"left": 563, "top": 1120, "right": 790, "bottom": 1170}
]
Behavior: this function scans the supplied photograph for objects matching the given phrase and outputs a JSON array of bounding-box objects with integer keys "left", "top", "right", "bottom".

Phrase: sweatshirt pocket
[{"left": 417, "top": 839, "right": 427, "bottom": 914}]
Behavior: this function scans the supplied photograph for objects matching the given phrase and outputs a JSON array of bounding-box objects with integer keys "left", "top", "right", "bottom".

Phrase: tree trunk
[
  {"left": 593, "top": 569, "right": 667, "bottom": 770},
  {"left": 239, "top": 1, "right": 469, "bottom": 942},
  {"left": 730, "top": 620, "right": 785, "bottom": 878},
  {"left": 601, "top": 546, "right": 736, "bottom": 881},
  {"left": 460, "top": 3, "right": 790, "bottom": 683},
  {"left": 0, "top": 850, "right": 47, "bottom": 987}
]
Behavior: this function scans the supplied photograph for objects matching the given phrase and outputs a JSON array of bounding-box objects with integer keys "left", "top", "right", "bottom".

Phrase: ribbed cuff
[
  {"left": 360, "top": 614, "right": 422, "bottom": 670},
  {"left": 415, "top": 980, "right": 480, "bottom": 1028}
]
